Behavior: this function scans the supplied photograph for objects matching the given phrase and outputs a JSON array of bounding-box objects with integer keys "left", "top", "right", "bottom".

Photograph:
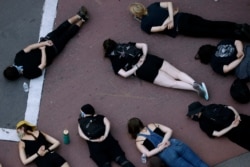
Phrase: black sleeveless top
[{"left": 22, "top": 131, "right": 51, "bottom": 156}]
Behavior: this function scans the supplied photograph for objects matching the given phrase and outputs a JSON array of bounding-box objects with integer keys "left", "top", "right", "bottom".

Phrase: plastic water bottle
[
  {"left": 141, "top": 153, "right": 147, "bottom": 164},
  {"left": 23, "top": 82, "right": 29, "bottom": 92}
]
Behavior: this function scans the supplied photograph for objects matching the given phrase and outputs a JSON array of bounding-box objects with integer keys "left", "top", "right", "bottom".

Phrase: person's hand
[
  {"left": 173, "top": 8, "right": 179, "bottom": 15},
  {"left": 45, "top": 40, "right": 53, "bottom": 46},
  {"left": 98, "top": 136, "right": 105, "bottom": 142},
  {"left": 236, "top": 51, "right": 244, "bottom": 59},
  {"left": 157, "top": 140, "right": 170, "bottom": 150},
  {"left": 37, "top": 145, "right": 47, "bottom": 156},
  {"left": 167, "top": 20, "right": 174, "bottom": 29},
  {"left": 231, "top": 117, "right": 240, "bottom": 128}
]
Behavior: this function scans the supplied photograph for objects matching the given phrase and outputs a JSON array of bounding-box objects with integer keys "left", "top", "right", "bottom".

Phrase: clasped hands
[
  {"left": 37, "top": 145, "right": 49, "bottom": 157},
  {"left": 39, "top": 40, "right": 53, "bottom": 50},
  {"left": 157, "top": 140, "right": 171, "bottom": 151},
  {"left": 231, "top": 114, "right": 241, "bottom": 128}
]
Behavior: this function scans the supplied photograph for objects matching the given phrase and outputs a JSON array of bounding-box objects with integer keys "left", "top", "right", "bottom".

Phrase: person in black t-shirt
[
  {"left": 3, "top": 6, "right": 89, "bottom": 80},
  {"left": 129, "top": 2, "right": 250, "bottom": 40},
  {"left": 196, "top": 39, "right": 250, "bottom": 81},
  {"left": 103, "top": 38, "right": 209, "bottom": 100},
  {"left": 187, "top": 101, "right": 250, "bottom": 151},
  {"left": 78, "top": 104, "right": 135, "bottom": 167}
]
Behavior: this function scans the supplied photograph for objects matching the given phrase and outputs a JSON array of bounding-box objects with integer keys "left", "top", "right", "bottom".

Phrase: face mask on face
[
  {"left": 80, "top": 111, "right": 85, "bottom": 118},
  {"left": 192, "top": 115, "right": 200, "bottom": 121},
  {"left": 17, "top": 131, "right": 24, "bottom": 139}
]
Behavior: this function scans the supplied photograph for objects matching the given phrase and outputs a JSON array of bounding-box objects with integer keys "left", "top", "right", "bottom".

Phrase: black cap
[
  {"left": 187, "top": 101, "right": 204, "bottom": 117},
  {"left": 81, "top": 104, "right": 95, "bottom": 115}
]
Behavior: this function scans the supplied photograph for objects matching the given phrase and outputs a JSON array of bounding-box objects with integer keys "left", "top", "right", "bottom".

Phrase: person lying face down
[
  {"left": 103, "top": 38, "right": 209, "bottom": 100},
  {"left": 3, "top": 6, "right": 89, "bottom": 80},
  {"left": 187, "top": 101, "right": 250, "bottom": 151},
  {"left": 129, "top": 2, "right": 250, "bottom": 40}
]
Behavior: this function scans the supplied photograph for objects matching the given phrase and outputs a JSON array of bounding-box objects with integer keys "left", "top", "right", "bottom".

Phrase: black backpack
[
  {"left": 78, "top": 115, "right": 105, "bottom": 139},
  {"left": 230, "top": 78, "right": 250, "bottom": 104}
]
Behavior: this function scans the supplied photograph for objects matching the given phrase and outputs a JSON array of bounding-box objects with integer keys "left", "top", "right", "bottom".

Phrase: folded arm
[
  {"left": 151, "top": 2, "right": 178, "bottom": 33},
  {"left": 212, "top": 106, "right": 241, "bottom": 137},
  {"left": 223, "top": 40, "right": 244, "bottom": 73},
  {"left": 118, "top": 42, "right": 148, "bottom": 78}
]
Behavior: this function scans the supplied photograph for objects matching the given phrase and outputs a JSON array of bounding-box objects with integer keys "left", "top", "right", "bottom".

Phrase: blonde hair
[{"left": 129, "top": 2, "right": 148, "bottom": 18}]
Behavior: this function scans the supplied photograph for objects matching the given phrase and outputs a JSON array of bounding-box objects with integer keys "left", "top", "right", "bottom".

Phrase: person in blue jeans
[{"left": 127, "top": 118, "right": 209, "bottom": 167}]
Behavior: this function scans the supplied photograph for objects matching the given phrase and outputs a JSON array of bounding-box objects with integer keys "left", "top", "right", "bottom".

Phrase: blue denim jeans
[{"left": 159, "top": 139, "right": 208, "bottom": 167}]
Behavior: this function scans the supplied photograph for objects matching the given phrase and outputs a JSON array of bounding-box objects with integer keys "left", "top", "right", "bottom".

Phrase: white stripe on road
[{"left": 0, "top": 0, "right": 58, "bottom": 141}]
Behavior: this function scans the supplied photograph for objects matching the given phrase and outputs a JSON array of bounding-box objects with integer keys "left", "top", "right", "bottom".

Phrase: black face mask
[{"left": 192, "top": 115, "right": 200, "bottom": 121}]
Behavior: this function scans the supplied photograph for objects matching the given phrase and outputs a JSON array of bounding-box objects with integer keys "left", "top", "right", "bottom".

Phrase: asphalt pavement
[{"left": 1, "top": 0, "right": 250, "bottom": 167}]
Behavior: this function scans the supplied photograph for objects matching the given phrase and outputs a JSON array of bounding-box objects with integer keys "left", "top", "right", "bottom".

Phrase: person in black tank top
[{"left": 16, "top": 120, "right": 70, "bottom": 167}]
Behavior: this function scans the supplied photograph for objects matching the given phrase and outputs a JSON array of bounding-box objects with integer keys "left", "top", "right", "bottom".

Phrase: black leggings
[
  {"left": 178, "top": 13, "right": 243, "bottom": 39},
  {"left": 46, "top": 20, "right": 80, "bottom": 54}
]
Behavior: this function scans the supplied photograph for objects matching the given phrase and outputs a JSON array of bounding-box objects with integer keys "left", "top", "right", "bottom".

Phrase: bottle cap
[{"left": 63, "top": 129, "right": 69, "bottom": 135}]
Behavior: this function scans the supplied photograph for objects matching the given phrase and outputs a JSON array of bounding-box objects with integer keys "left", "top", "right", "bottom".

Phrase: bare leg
[
  {"left": 153, "top": 70, "right": 195, "bottom": 91},
  {"left": 68, "top": 15, "right": 82, "bottom": 25},
  {"left": 153, "top": 61, "right": 196, "bottom": 91},
  {"left": 61, "top": 162, "right": 70, "bottom": 167}
]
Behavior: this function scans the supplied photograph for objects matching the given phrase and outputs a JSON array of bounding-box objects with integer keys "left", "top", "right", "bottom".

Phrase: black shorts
[
  {"left": 36, "top": 152, "right": 66, "bottom": 167},
  {"left": 136, "top": 54, "right": 164, "bottom": 83}
]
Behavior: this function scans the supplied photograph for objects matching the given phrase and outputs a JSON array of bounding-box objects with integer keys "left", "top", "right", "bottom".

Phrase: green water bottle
[{"left": 63, "top": 129, "right": 70, "bottom": 144}]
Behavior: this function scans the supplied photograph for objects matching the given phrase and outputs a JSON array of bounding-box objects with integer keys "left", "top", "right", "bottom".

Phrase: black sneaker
[{"left": 77, "top": 6, "right": 89, "bottom": 21}]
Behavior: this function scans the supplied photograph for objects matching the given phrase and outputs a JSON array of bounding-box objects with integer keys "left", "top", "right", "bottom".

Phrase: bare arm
[
  {"left": 150, "top": 2, "right": 178, "bottom": 33},
  {"left": 18, "top": 131, "right": 59, "bottom": 165},
  {"left": 212, "top": 117, "right": 240, "bottom": 137},
  {"left": 78, "top": 124, "right": 90, "bottom": 140},
  {"left": 135, "top": 43, "right": 148, "bottom": 66},
  {"left": 90, "top": 117, "right": 111, "bottom": 142},
  {"left": 38, "top": 46, "right": 47, "bottom": 70},
  {"left": 18, "top": 141, "right": 40, "bottom": 165},
  {"left": 41, "top": 131, "right": 60, "bottom": 151},
  {"left": 212, "top": 106, "right": 241, "bottom": 137},
  {"left": 118, "top": 42, "right": 148, "bottom": 77},
  {"left": 223, "top": 40, "right": 244, "bottom": 73},
  {"left": 137, "top": 123, "right": 173, "bottom": 157},
  {"left": 23, "top": 41, "right": 50, "bottom": 53},
  {"left": 118, "top": 66, "right": 138, "bottom": 78}
]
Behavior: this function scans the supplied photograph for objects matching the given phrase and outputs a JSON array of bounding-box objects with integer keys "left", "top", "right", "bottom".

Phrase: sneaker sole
[{"left": 201, "top": 82, "right": 209, "bottom": 100}]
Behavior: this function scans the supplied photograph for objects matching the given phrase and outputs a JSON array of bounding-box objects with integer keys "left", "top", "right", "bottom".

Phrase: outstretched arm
[{"left": 223, "top": 40, "right": 244, "bottom": 73}]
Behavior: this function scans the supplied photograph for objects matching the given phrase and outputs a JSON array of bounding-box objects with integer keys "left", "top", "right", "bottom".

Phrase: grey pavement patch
[
  {"left": 214, "top": 152, "right": 250, "bottom": 167},
  {"left": 0, "top": 0, "right": 58, "bottom": 141}
]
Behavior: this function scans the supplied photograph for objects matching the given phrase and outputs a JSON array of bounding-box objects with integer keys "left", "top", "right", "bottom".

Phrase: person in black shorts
[
  {"left": 103, "top": 39, "right": 209, "bottom": 100},
  {"left": 16, "top": 120, "right": 70, "bottom": 167},
  {"left": 3, "top": 6, "right": 89, "bottom": 80},
  {"left": 129, "top": 2, "right": 250, "bottom": 40},
  {"left": 78, "top": 104, "right": 135, "bottom": 167}
]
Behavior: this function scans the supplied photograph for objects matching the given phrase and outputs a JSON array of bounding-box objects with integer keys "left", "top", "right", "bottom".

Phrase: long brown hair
[{"left": 127, "top": 117, "right": 145, "bottom": 139}]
